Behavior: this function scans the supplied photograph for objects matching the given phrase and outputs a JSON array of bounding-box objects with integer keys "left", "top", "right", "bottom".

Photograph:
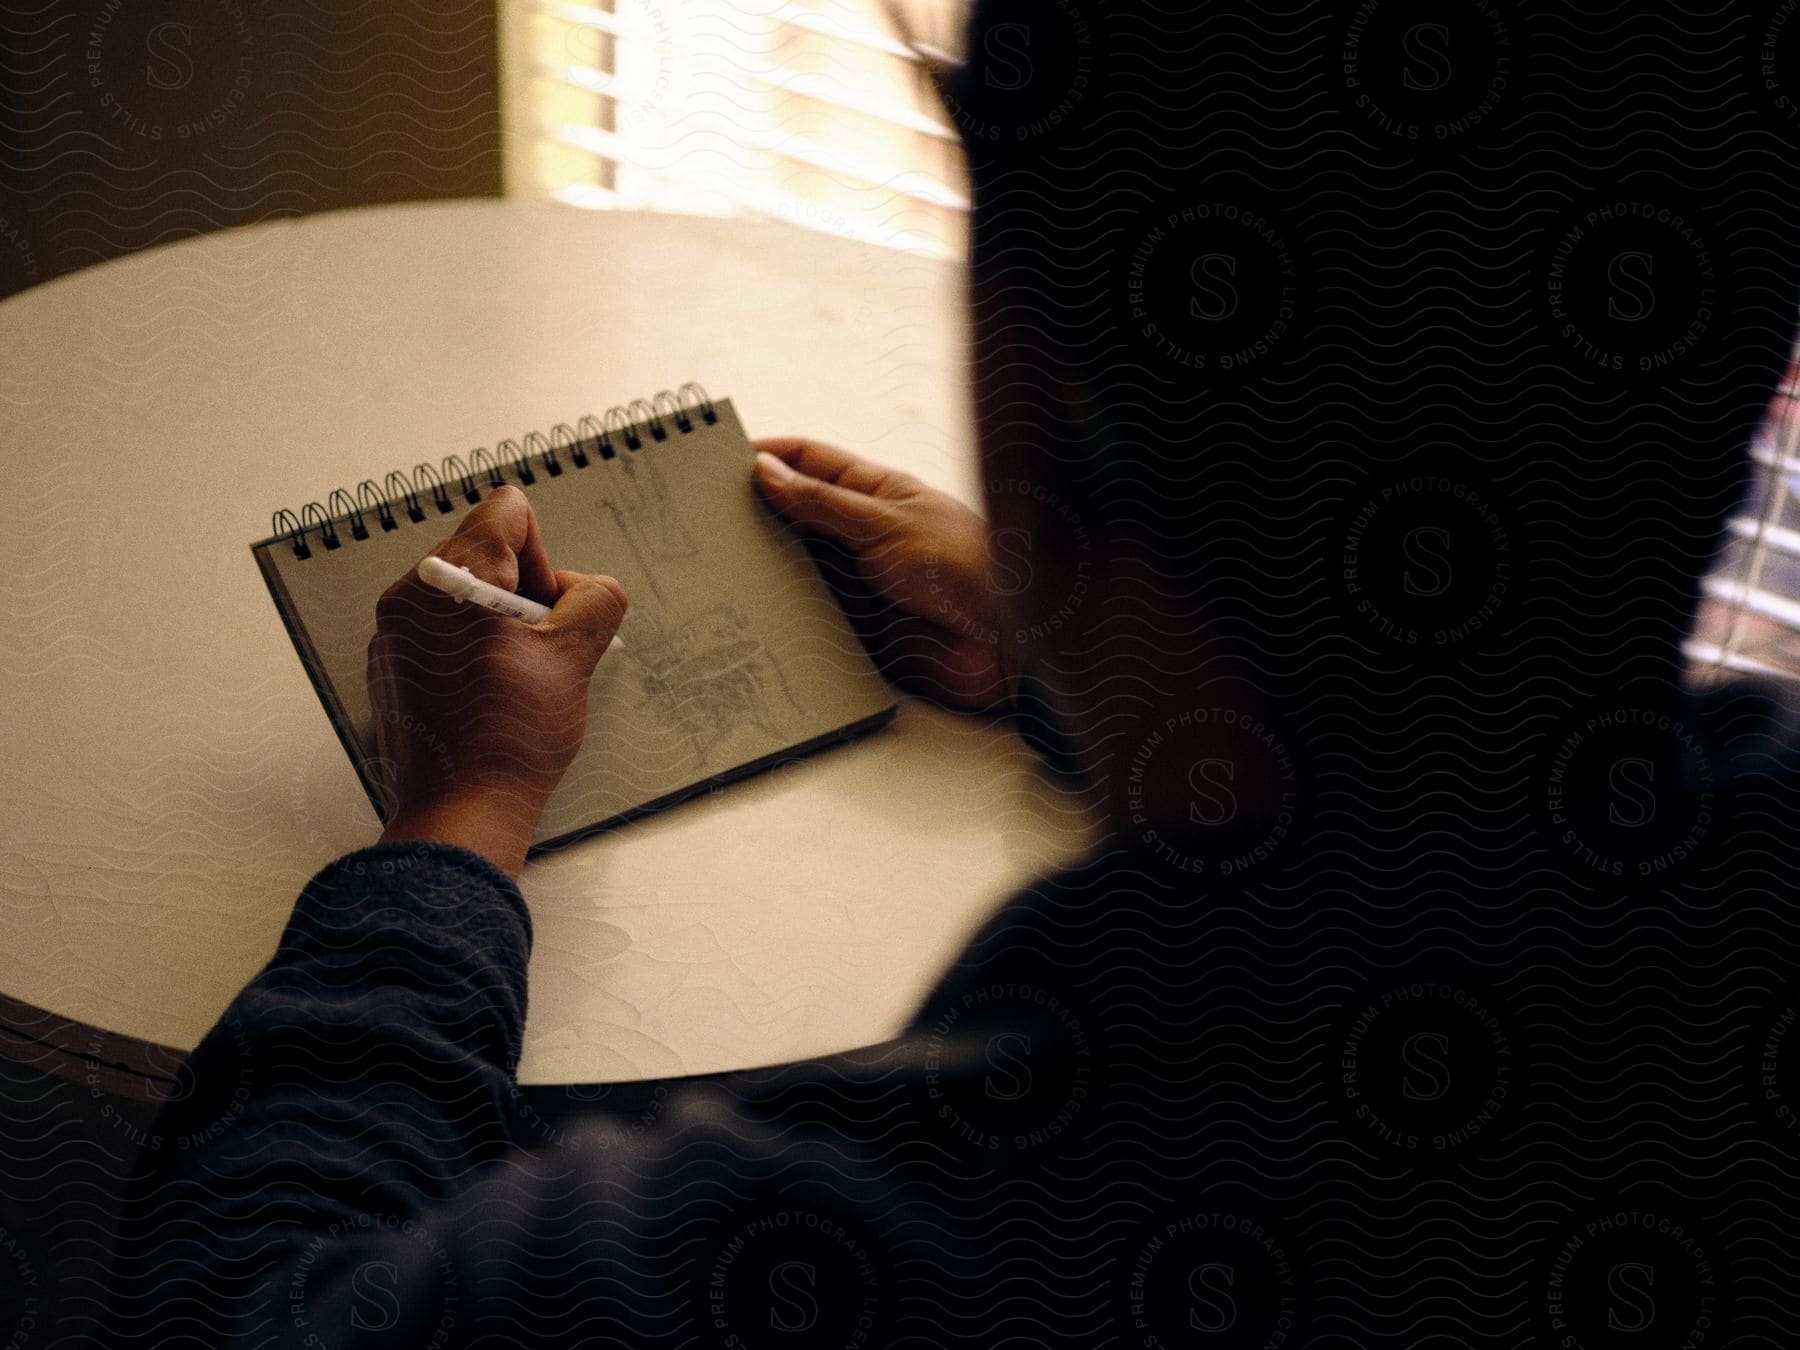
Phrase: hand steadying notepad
[{"left": 252, "top": 387, "right": 896, "bottom": 851}]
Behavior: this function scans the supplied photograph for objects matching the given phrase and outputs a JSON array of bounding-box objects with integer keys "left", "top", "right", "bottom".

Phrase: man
[{"left": 103, "top": 1, "right": 1800, "bottom": 1345}]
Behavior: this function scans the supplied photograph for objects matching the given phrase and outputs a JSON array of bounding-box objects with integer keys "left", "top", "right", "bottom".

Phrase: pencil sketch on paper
[
  {"left": 600, "top": 453, "right": 699, "bottom": 602},
  {"left": 622, "top": 604, "right": 806, "bottom": 770}
]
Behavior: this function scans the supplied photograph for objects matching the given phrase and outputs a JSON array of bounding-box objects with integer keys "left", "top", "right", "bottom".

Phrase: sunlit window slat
[{"left": 500, "top": 0, "right": 971, "bottom": 260}]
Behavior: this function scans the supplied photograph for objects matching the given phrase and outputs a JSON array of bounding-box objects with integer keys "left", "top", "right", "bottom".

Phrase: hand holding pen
[
  {"left": 366, "top": 485, "right": 628, "bottom": 879},
  {"left": 418, "top": 555, "right": 622, "bottom": 649}
]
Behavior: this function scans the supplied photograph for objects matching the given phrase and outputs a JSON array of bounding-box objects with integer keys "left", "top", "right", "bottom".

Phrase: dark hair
[{"left": 948, "top": 0, "right": 1792, "bottom": 688}]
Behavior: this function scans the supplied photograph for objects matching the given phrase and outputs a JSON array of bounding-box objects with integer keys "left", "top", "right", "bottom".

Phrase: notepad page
[{"left": 254, "top": 401, "right": 896, "bottom": 846}]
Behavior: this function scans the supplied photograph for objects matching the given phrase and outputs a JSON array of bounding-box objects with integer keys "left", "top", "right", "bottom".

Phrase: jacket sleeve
[{"left": 101, "top": 839, "right": 533, "bottom": 1349}]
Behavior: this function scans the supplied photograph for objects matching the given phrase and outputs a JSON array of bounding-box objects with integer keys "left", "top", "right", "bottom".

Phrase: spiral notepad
[{"left": 252, "top": 386, "right": 896, "bottom": 852}]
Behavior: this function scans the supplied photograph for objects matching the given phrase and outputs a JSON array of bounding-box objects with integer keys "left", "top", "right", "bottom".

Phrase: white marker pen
[{"left": 417, "top": 555, "right": 622, "bottom": 647}]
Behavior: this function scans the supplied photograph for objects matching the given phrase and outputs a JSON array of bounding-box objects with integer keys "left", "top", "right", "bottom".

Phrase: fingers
[
  {"left": 753, "top": 436, "right": 909, "bottom": 498},
  {"left": 437, "top": 485, "right": 558, "bottom": 603},
  {"left": 378, "top": 486, "right": 565, "bottom": 632},
  {"left": 540, "top": 570, "right": 629, "bottom": 671},
  {"left": 753, "top": 446, "right": 896, "bottom": 548}
]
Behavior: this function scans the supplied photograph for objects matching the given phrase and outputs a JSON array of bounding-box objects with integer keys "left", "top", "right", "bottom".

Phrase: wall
[{"left": 0, "top": 0, "right": 503, "bottom": 299}]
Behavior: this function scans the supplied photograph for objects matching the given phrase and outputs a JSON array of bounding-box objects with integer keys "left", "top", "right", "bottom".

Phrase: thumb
[
  {"left": 540, "top": 571, "right": 628, "bottom": 669},
  {"left": 753, "top": 450, "right": 889, "bottom": 548}
]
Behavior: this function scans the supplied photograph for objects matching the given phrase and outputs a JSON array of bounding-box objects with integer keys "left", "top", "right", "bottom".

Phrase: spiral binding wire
[{"left": 272, "top": 383, "right": 717, "bottom": 559}]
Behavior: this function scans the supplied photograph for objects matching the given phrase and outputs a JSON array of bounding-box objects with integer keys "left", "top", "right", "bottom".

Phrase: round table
[{"left": 0, "top": 201, "right": 1092, "bottom": 1085}]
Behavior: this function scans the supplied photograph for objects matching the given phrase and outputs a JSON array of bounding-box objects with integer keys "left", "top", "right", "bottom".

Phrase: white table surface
[{"left": 0, "top": 200, "right": 1093, "bottom": 1085}]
